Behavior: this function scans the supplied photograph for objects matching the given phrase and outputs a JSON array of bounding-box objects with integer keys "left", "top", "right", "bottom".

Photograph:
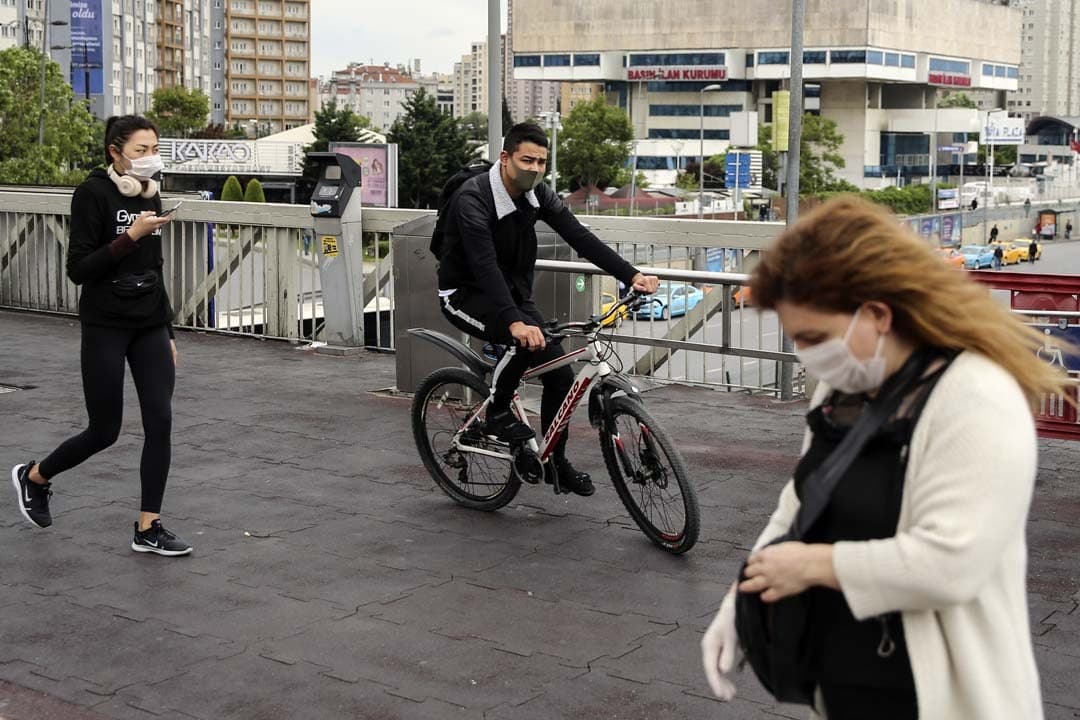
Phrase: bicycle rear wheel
[
  {"left": 412, "top": 367, "right": 521, "bottom": 511},
  {"left": 599, "top": 396, "right": 700, "bottom": 553}
]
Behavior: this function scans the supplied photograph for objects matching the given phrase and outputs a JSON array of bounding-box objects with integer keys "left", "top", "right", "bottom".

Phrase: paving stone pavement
[{"left": 1, "top": 310, "right": 1078, "bottom": 720}]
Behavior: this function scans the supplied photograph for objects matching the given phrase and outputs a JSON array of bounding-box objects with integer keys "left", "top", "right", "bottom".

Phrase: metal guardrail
[{"left": 1, "top": 190, "right": 788, "bottom": 393}]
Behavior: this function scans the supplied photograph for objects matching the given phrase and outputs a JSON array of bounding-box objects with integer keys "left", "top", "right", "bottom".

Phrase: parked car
[
  {"left": 959, "top": 245, "right": 995, "bottom": 269},
  {"left": 635, "top": 283, "right": 704, "bottom": 320},
  {"left": 935, "top": 247, "right": 965, "bottom": 268},
  {"left": 599, "top": 292, "right": 628, "bottom": 327},
  {"left": 732, "top": 285, "right": 753, "bottom": 305},
  {"left": 1009, "top": 240, "right": 1042, "bottom": 261},
  {"left": 989, "top": 241, "right": 1024, "bottom": 265}
]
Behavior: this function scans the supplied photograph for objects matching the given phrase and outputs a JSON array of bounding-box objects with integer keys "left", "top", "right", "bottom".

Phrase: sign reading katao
[{"left": 159, "top": 139, "right": 306, "bottom": 175}]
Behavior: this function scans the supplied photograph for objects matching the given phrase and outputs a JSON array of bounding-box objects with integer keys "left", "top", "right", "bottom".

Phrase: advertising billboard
[
  {"left": 69, "top": 0, "right": 104, "bottom": 96},
  {"left": 772, "top": 91, "right": 790, "bottom": 152},
  {"left": 330, "top": 143, "right": 399, "bottom": 208}
]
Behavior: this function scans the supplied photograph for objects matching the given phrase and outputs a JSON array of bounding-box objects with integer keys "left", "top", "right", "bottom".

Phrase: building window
[
  {"left": 649, "top": 103, "right": 743, "bottom": 117},
  {"left": 757, "top": 51, "right": 789, "bottom": 65},
  {"left": 513, "top": 54, "right": 541, "bottom": 67},
  {"left": 628, "top": 52, "right": 725, "bottom": 67},
  {"left": 866, "top": 50, "right": 883, "bottom": 65},
  {"left": 901, "top": 54, "right": 915, "bottom": 69},
  {"left": 928, "top": 58, "right": 969, "bottom": 75},
  {"left": 647, "top": 128, "right": 730, "bottom": 140},
  {"left": 831, "top": 49, "right": 867, "bottom": 64},
  {"left": 573, "top": 53, "right": 600, "bottom": 66},
  {"left": 803, "top": 50, "right": 827, "bottom": 64},
  {"left": 982, "top": 63, "right": 994, "bottom": 77},
  {"left": 1007, "top": 67, "right": 1019, "bottom": 79},
  {"left": 647, "top": 80, "right": 752, "bottom": 93},
  {"left": 883, "top": 52, "right": 900, "bottom": 67},
  {"left": 543, "top": 54, "right": 571, "bottom": 67}
]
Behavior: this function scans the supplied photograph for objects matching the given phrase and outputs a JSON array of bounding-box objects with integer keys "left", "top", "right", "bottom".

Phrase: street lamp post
[
  {"left": 36, "top": 5, "right": 69, "bottom": 184},
  {"left": 698, "top": 84, "right": 723, "bottom": 219},
  {"left": 539, "top": 110, "right": 561, "bottom": 190}
]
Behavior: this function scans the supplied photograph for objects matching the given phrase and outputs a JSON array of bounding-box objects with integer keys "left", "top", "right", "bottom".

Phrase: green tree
[
  {"left": 558, "top": 98, "right": 633, "bottom": 189},
  {"left": 0, "top": 47, "right": 96, "bottom": 185},
  {"left": 939, "top": 92, "right": 977, "bottom": 109},
  {"left": 677, "top": 153, "right": 726, "bottom": 191},
  {"left": 799, "top": 114, "right": 847, "bottom": 194},
  {"left": 612, "top": 168, "right": 649, "bottom": 189},
  {"left": 300, "top": 99, "right": 371, "bottom": 202},
  {"left": 243, "top": 178, "right": 266, "bottom": 202},
  {"left": 146, "top": 86, "right": 210, "bottom": 138},
  {"left": 388, "top": 88, "right": 475, "bottom": 209},
  {"left": 977, "top": 144, "right": 1017, "bottom": 167},
  {"left": 460, "top": 111, "right": 488, "bottom": 142},
  {"left": 226, "top": 123, "right": 249, "bottom": 139},
  {"left": 756, "top": 116, "right": 848, "bottom": 195},
  {"left": 221, "top": 175, "right": 244, "bottom": 201}
]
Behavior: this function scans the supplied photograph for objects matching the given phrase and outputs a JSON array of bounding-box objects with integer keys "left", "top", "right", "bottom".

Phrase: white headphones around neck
[{"left": 107, "top": 164, "right": 158, "bottom": 199}]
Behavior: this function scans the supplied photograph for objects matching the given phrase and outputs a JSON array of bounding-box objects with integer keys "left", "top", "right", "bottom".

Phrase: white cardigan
[{"left": 753, "top": 351, "right": 1043, "bottom": 719}]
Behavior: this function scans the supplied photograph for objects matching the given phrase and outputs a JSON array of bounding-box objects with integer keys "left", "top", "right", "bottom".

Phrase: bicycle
[{"left": 409, "top": 291, "right": 700, "bottom": 554}]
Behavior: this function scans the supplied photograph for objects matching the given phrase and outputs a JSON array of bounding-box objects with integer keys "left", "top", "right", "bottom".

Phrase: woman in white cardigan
[{"left": 701, "top": 196, "right": 1072, "bottom": 719}]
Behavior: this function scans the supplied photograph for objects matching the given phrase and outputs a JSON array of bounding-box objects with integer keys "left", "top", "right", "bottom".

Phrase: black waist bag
[
  {"left": 106, "top": 270, "right": 163, "bottom": 320},
  {"left": 734, "top": 348, "right": 945, "bottom": 705}
]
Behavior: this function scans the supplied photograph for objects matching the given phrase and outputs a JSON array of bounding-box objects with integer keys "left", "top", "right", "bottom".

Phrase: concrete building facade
[
  {"left": 511, "top": 0, "right": 1021, "bottom": 188},
  {"left": 215, "top": 0, "right": 310, "bottom": 136},
  {"left": 503, "top": 0, "right": 558, "bottom": 122},
  {"left": 1008, "top": 0, "right": 1080, "bottom": 122},
  {"left": 155, "top": 0, "right": 211, "bottom": 93},
  {"left": 0, "top": 0, "right": 18, "bottom": 50},
  {"left": 453, "top": 38, "right": 506, "bottom": 119},
  {"left": 320, "top": 63, "right": 419, "bottom": 131}
]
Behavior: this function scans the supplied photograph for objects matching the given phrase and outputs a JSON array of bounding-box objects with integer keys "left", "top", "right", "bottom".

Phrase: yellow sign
[
  {"left": 772, "top": 91, "right": 790, "bottom": 152},
  {"left": 321, "top": 235, "right": 339, "bottom": 257}
]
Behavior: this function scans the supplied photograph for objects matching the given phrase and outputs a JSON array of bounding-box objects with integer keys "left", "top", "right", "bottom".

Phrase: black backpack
[{"left": 430, "top": 160, "right": 493, "bottom": 259}]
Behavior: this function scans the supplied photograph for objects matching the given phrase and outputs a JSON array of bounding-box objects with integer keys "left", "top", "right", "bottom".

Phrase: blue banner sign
[{"left": 70, "top": 0, "right": 104, "bottom": 96}]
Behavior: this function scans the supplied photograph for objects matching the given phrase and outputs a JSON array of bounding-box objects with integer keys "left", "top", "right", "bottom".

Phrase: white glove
[{"left": 701, "top": 589, "right": 739, "bottom": 700}]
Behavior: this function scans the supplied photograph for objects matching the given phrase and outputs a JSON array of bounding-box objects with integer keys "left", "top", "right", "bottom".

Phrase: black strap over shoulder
[{"left": 791, "top": 346, "right": 946, "bottom": 539}]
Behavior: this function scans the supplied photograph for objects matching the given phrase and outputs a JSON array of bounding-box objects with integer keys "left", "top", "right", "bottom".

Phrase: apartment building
[
  {"left": 214, "top": 0, "right": 310, "bottom": 136},
  {"left": 321, "top": 63, "right": 418, "bottom": 131},
  {"left": 1008, "top": 0, "right": 1080, "bottom": 121},
  {"left": 0, "top": 0, "right": 18, "bottom": 50}
]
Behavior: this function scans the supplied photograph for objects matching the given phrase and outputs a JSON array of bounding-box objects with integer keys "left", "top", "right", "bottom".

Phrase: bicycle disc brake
[{"left": 511, "top": 446, "right": 543, "bottom": 485}]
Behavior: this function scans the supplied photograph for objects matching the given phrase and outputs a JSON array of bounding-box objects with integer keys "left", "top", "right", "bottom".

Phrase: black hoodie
[{"left": 66, "top": 168, "right": 174, "bottom": 336}]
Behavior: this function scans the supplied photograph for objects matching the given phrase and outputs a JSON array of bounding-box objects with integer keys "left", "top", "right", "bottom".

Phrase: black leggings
[
  {"left": 440, "top": 290, "right": 574, "bottom": 460},
  {"left": 38, "top": 323, "right": 175, "bottom": 513}
]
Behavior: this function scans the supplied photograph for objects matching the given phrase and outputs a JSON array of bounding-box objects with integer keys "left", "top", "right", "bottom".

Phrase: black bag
[
  {"left": 429, "top": 159, "right": 493, "bottom": 260},
  {"left": 734, "top": 348, "right": 944, "bottom": 705},
  {"left": 106, "top": 269, "right": 163, "bottom": 319}
]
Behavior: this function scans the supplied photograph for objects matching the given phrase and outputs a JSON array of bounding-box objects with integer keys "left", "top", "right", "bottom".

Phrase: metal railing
[
  {"left": 536, "top": 259, "right": 800, "bottom": 397},
  {"left": 1, "top": 190, "right": 788, "bottom": 392}
]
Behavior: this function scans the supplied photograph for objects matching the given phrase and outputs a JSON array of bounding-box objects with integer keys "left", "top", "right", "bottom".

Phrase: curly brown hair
[{"left": 750, "top": 195, "right": 1074, "bottom": 406}]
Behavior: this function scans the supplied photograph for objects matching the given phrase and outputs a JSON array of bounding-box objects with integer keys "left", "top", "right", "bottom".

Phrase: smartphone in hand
[{"left": 157, "top": 201, "right": 184, "bottom": 218}]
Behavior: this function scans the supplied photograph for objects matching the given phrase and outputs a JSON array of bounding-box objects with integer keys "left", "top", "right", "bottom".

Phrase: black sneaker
[
  {"left": 11, "top": 462, "right": 52, "bottom": 529},
  {"left": 549, "top": 459, "right": 595, "bottom": 497},
  {"left": 132, "top": 520, "right": 193, "bottom": 556},
  {"left": 485, "top": 407, "right": 536, "bottom": 443}
]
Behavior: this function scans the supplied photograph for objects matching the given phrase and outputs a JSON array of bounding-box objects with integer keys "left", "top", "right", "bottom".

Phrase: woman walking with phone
[{"left": 10, "top": 115, "right": 192, "bottom": 556}]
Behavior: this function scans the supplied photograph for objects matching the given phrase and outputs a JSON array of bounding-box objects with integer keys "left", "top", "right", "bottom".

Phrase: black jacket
[
  {"left": 437, "top": 169, "right": 639, "bottom": 329},
  {"left": 67, "top": 168, "right": 173, "bottom": 334}
]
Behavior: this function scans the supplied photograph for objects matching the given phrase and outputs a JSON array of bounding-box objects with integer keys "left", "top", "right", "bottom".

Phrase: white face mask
[
  {"left": 123, "top": 152, "right": 164, "bottom": 180},
  {"left": 795, "top": 306, "right": 887, "bottom": 394}
]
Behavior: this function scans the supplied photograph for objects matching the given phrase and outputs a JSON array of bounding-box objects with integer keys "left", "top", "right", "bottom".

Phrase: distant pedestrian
[
  {"left": 989, "top": 224, "right": 999, "bottom": 243},
  {"left": 10, "top": 115, "right": 193, "bottom": 557},
  {"left": 702, "top": 195, "right": 1065, "bottom": 719},
  {"left": 970, "top": 198, "right": 979, "bottom": 212},
  {"left": 993, "top": 244, "right": 1004, "bottom": 270},
  {"left": 1066, "top": 221, "right": 1073, "bottom": 240},
  {"left": 1029, "top": 239, "right": 1039, "bottom": 264},
  {"left": 1024, "top": 198, "right": 1032, "bottom": 216},
  {"left": 759, "top": 204, "right": 769, "bottom": 222}
]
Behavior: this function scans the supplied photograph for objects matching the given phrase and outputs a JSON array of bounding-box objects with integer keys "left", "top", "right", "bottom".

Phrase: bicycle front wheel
[
  {"left": 412, "top": 367, "right": 520, "bottom": 511},
  {"left": 599, "top": 396, "right": 700, "bottom": 553}
]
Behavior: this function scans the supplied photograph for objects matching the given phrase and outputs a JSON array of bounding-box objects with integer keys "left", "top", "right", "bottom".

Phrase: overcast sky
[{"left": 311, "top": 0, "right": 510, "bottom": 78}]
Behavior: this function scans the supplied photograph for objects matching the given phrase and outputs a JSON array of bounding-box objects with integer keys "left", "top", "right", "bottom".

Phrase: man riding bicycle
[{"left": 437, "top": 123, "right": 660, "bottom": 497}]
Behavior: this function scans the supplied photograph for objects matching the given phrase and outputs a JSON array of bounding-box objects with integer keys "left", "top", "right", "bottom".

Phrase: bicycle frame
[{"left": 450, "top": 338, "right": 612, "bottom": 464}]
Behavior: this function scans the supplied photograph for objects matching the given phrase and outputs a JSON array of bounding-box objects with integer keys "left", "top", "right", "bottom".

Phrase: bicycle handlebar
[{"left": 542, "top": 289, "right": 654, "bottom": 340}]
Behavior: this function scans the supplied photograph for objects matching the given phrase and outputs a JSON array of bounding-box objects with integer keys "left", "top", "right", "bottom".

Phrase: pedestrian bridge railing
[{"left": 0, "top": 190, "right": 792, "bottom": 394}]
